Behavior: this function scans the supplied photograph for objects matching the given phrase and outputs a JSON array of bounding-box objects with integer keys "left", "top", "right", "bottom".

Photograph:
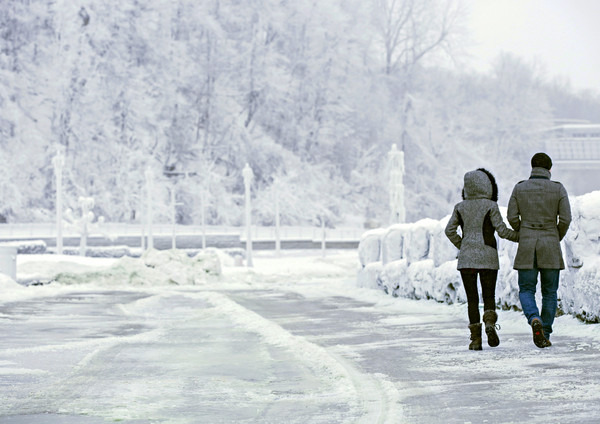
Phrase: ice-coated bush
[
  {"left": 406, "top": 259, "right": 435, "bottom": 300},
  {"left": 431, "top": 217, "right": 458, "bottom": 267},
  {"left": 382, "top": 259, "right": 408, "bottom": 296},
  {"left": 358, "top": 229, "right": 386, "bottom": 267},
  {"left": 381, "top": 225, "right": 408, "bottom": 265},
  {"left": 357, "top": 262, "right": 383, "bottom": 290},
  {"left": 431, "top": 261, "right": 465, "bottom": 304},
  {"left": 0, "top": 240, "right": 47, "bottom": 254},
  {"left": 357, "top": 190, "right": 600, "bottom": 323},
  {"left": 559, "top": 257, "right": 600, "bottom": 323},
  {"left": 405, "top": 219, "right": 438, "bottom": 263}
]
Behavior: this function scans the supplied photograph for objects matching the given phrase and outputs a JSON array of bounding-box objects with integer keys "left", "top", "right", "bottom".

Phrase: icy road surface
[{"left": 2, "top": 251, "right": 600, "bottom": 423}]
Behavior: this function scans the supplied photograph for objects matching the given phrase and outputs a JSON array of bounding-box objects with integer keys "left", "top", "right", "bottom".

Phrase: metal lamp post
[
  {"left": 201, "top": 187, "right": 207, "bottom": 250},
  {"left": 275, "top": 194, "right": 281, "bottom": 257},
  {"left": 145, "top": 167, "right": 154, "bottom": 250},
  {"left": 170, "top": 184, "right": 177, "bottom": 249},
  {"left": 271, "top": 177, "right": 281, "bottom": 257},
  {"left": 242, "top": 163, "right": 254, "bottom": 267},
  {"left": 321, "top": 216, "right": 326, "bottom": 258},
  {"left": 199, "top": 168, "right": 208, "bottom": 251},
  {"left": 52, "top": 148, "right": 65, "bottom": 255},
  {"left": 388, "top": 144, "right": 406, "bottom": 224}
]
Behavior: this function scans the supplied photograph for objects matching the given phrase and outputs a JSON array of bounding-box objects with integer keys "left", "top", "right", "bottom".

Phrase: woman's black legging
[{"left": 459, "top": 269, "right": 498, "bottom": 324}]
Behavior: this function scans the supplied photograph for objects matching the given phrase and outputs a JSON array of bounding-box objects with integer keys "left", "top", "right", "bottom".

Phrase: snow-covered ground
[{"left": 1, "top": 249, "right": 600, "bottom": 423}]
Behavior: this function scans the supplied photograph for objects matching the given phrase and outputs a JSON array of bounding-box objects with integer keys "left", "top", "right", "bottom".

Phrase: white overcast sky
[{"left": 466, "top": 0, "right": 600, "bottom": 93}]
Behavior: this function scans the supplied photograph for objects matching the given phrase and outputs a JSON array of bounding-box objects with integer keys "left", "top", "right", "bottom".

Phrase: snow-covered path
[
  {"left": 227, "top": 287, "right": 600, "bottom": 423},
  {"left": 2, "top": 251, "right": 600, "bottom": 423},
  {"left": 1, "top": 286, "right": 394, "bottom": 423}
]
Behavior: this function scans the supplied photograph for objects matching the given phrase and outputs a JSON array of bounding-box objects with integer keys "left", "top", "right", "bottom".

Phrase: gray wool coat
[
  {"left": 445, "top": 170, "right": 519, "bottom": 270},
  {"left": 507, "top": 167, "right": 571, "bottom": 270}
]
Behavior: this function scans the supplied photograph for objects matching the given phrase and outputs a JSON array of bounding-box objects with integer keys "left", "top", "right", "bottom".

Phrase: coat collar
[{"left": 530, "top": 167, "right": 551, "bottom": 180}]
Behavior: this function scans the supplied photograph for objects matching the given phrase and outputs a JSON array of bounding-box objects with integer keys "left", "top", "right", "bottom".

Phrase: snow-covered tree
[{"left": 0, "top": 0, "right": 594, "bottom": 225}]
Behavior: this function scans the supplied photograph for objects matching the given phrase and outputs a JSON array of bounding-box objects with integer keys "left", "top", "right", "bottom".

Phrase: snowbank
[
  {"left": 52, "top": 248, "right": 222, "bottom": 286},
  {"left": 357, "top": 191, "right": 600, "bottom": 323},
  {"left": 0, "top": 273, "right": 28, "bottom": 301}
]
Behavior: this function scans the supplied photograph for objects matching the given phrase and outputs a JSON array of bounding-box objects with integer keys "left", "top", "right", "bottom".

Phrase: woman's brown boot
[
  {"left": 483, "top": 310, "right": 500, "bottom": 347},
  {"left": 468, "top": 323, "right": 483, "bottom": 350}
]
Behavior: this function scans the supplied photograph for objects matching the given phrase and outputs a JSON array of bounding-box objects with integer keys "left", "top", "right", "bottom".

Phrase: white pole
[
  {"left": 388, "top": 144, "right": 406, "bottom": 224},
  {"left": 57, "top": 166, "right": 63, "bottom": 255},
  {"left": 275, "top": 195, "right": 281, "bottom": 256},
  {"left": 242, "top": 163, "right": 254, "bottom": 267},
  {"left": 321, "top": 218, "right": 326, "bottom": 258},
  {"left": 52, "top": 149, "right": 64, "bottom": 255},
  {"left": 140, "top": 195, "right": 146, "bottom": 250},
  {"left": 201, "top": 189, "right": 206, "bottom": 250},
  {"left": 145, "top": 167, "right": 154, "bottom": 250},
  {"left": 170, "top": 185, "right": 176, "bottom": 250}
]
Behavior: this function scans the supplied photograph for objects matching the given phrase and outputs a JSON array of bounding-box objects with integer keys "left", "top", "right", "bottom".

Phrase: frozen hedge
[
  {"left": 0, "top": 240, "right": 47, "bottom": 254},
  {"left": 357, "top": 191, "right": 600, "bottom": 323}
]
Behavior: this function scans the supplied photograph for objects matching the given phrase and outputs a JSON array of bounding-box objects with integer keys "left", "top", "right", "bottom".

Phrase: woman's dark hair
[{"left": 477, "top": 168, "right": 498, "bottom": 202}]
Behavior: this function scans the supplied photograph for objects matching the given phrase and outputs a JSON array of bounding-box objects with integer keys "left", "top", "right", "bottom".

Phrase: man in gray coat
[{"left": 507, "top": 152, "right": 571, "bottom": 348}]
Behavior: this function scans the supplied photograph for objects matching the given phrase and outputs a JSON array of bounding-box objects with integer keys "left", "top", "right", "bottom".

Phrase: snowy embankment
[
  {"left": 357, "top": 191, "right": 600, "bottom": 323},
  {"left": 0, "top": 248, "right": 227, "bottom": 306},
  {"left": 18, "top": 248, "right": 224, "bottom": 287}
]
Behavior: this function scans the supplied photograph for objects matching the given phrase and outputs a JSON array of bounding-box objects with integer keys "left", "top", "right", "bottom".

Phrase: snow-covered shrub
[
  {"left": 60, "top": 245, "right": 134, "bottom": 258},
  {"left": 87, "top": 246, "right": 131, "bottom": 258},
  {"left": 558, "top": 258, "right": 600, "bottom": 323},
  {"left": 358, "top": 229, "right": 385, "bottom": 267},
  {"left": 0, "top": 240, "right": 47, "bottom": 254},
  {"left": 357, "top": 262, "right": 383, "bottom": 290},
  {"left": 405, "top": 219, "right": 435, "bottom": 263},
  {"left": 431, "top": 260, "right": 465, "bottom": 304},
  {"left": 431, "top": 217, "right": 458, "bottom": 267},
  {"left": 576, "top": 192, "right": 600, "bottom": 253},
  {"left": 494, "top": 236, "right": 521, "bottom": 309},
  {"left": 384, "top": 259, "right": 410, "bottom": 298},
  {"left": 381, "top": 225, "right": 409, "bottom": 265},
  {"left": 192, "top": 249, "right": 222, "bottom": 275},
  {"left": 556, "top": 192, "right": 600, "bottom": 322},
  {"left": 143, "top": 248, "right": 188, "bottom": 268},
  {"left": 357, "top": 190, "right": 600, "bottom": 323},
  {"left": 407, "top": 259, "right": 435, "bottom": 300},
  {"left": 563, "top": 195, "right": 596, "bottom": 268}
]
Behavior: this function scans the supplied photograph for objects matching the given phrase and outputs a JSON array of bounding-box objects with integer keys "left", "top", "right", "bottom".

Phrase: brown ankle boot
[
  {"left": 483, "top": 310, "right": 500, "bottom": 347},
  {"left": 468, "top": 323, "right": 482, "bottom": 350}
]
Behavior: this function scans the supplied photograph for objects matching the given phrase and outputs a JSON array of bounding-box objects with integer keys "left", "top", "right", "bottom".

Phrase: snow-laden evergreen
[{"left": 357, "top": 190, "right": 600, "bottom": 323}]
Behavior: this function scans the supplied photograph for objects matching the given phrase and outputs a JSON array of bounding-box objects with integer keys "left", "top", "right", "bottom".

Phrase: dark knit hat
[{"left": 531, "top": 152, "right": 552, "bottom": 170}]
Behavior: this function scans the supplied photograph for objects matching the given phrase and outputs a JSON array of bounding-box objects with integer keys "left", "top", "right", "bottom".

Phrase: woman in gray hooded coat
[{"left": 445, "top": 169, "right": 519, "bottom": 350}]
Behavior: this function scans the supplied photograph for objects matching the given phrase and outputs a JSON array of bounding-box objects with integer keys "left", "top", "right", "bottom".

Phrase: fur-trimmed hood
[{"left": 462, "top": 168, "right": 498, "bottom": 202}]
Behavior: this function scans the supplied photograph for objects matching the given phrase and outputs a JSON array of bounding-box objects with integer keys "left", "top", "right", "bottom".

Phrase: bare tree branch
[{"left": 373, "top": 0, "right": 464, "bottom": 75}]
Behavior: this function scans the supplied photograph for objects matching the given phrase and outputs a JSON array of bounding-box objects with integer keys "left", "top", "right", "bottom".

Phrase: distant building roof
[{"left": 545, "top": 123, "right": 600, "bottom": 166}]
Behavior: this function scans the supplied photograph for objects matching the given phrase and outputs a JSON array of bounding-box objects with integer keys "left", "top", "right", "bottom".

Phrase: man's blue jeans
[{"left": 518, "top": 263, "right": 560, "bottom": 339}]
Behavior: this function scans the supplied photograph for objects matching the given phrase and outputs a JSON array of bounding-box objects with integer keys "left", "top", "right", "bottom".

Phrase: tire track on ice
[{"left": 199, "top": 291, "right": 403, "bottom": 423}]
